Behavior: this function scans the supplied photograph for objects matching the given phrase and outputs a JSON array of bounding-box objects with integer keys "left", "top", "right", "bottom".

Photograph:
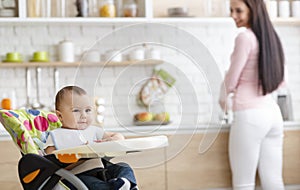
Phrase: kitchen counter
[
  {"left": 107, "top": 121, "right": 300, "bottom": 136},
  {"left": 1, "top": 121, "right": 300, "bottom": 140},
  {"left": 0, "top": 123, "right": 299, "bottom": 189}
]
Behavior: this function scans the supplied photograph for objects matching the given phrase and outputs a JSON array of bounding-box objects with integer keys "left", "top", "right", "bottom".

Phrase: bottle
[
  {"left": 75, "top": 0, "right": 89, "bottom": 17},
  {"left": 53, "top": 0, "right": 66, "bottom": 17},
  {"left": 99, "top": 0, "right": 116, "bottom": 17},
  {"left": 123, "top": 0, "right": 137, "bottom": 17}
]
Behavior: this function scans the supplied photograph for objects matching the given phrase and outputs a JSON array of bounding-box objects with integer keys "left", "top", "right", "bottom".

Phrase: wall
[{"left": 0, "top": 20, "right": 299, "bottom": 129}]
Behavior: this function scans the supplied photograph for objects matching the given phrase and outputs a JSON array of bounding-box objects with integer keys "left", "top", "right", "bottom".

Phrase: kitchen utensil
[
  {"left": 25, "top": 68, "right": 32, "bottom": 108},
  {"left": 54, "top": 68, "right": 59, "bottom": 94},
  {"left": 277, "top": 92, "right": 294, "bottom": 121},
  {"left": 32, "top": 67, "right": 45, "bottom": 109}
]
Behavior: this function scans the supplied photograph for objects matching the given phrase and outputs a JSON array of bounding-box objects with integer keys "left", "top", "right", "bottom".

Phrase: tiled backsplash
[{"left": 0, "top": 21, "right": 299, "bottom": 128}]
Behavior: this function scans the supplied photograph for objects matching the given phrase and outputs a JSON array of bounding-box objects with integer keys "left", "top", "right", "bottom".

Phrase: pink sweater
[{"left": 224, "top": 29, "right": 272, "bottom": 111}]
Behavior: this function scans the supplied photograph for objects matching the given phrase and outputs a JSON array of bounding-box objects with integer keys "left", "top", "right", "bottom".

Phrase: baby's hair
[{"left": 55, "top": 86, "right": 87, "bottom": 111}]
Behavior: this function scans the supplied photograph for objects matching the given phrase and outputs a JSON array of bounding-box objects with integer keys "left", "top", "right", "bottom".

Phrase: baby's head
[{"left": 55, "top": 86, "right": 94, "bottom": 130}]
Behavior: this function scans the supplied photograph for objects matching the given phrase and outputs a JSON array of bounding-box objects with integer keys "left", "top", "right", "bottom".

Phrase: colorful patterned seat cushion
[{"left": 0, "top": 109, "right": 62, "bottom": 154}]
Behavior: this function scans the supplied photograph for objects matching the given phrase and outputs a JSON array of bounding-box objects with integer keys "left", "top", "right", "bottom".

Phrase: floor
[{"left": 206, "top": 184, "right": 300, "bottom": 190}]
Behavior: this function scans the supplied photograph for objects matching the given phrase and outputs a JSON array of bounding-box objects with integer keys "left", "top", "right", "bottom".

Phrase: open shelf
[
  {"left": 0, "top": 17, "right": 299, "bottom": 26},
  {"left": 0, "top": 59, "right": 164, "bottom": 68}
]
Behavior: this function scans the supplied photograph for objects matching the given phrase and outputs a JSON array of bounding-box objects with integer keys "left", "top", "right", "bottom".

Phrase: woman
[{"left": 219, "top": 0, "right": 285, "bottom": 189}]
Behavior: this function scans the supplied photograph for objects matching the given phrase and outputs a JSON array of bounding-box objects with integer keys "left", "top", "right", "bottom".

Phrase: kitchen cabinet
[
  {"left": 114, "top": 129, "right": 300, "bottom": 190},
  {"left": 0, "top": 128, "right": 299, "bottom": 189},
  {"left": 0, "top": 140, "right": 22, "bottom": 190}
]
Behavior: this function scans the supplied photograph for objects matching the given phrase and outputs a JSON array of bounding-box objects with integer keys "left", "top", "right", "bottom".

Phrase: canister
[
  {"left": 269, "top": 0, "right": 278, "bottom": 18},
  {"left": 58, "top": 40, "right": 75, "bottom": 62},
  {"left": 292, "top": 0, "right": 300, "bottom": 18},
  {"left": 278, "top": 0, "right": 290, "bottom": 18}
]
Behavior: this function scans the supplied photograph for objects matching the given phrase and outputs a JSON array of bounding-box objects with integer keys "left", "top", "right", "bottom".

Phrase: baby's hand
[
  {"left": 94, "top": 140, "right": 103, "bottom": 143},
  {"left": 100, "top": 137, "right": 114, "bottom": 142}
]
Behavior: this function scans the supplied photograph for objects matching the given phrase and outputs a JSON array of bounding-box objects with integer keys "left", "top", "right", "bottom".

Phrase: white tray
[{"left": 53, "top": 135, "right": 168, "bottom": 162}]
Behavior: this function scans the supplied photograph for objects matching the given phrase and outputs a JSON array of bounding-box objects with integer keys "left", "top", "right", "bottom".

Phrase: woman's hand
[
  {"left": 219, "top": 98, "right": 226, "bottom": 111},
  {"left": 219, "top": 82, "right": 228, "bottom": 111}
]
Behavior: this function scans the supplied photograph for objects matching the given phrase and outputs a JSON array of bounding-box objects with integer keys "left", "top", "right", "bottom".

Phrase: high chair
[
  {"left": 0, "top": 108, "right": 89, "bottom": 189},
  {"left": 0, "top": 108, "right": 168, "bottom": 190}
]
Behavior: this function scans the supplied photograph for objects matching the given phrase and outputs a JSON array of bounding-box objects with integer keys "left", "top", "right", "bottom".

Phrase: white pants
[{"left": 229, "top": 103, "right": 285, "bottom": 190}]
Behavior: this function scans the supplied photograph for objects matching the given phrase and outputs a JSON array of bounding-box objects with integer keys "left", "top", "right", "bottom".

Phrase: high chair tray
[{"left": 53, "top": 135, "right": 168, "bottom": 163}]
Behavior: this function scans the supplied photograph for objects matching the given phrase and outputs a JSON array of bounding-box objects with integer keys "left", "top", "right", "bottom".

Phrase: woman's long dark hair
[{"left": 244, "top": 0, "right": 284, "bottom": 95}]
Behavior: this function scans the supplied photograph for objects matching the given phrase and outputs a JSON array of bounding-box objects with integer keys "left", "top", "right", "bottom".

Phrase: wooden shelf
[
  {"left": 0, "top": 17, "right": 299, "bottom": 26},
  {"left": 271, "top": 17, "right": 300, "bottom": 26},
  {"left": 0, "top": 59, "right": 164, "bottom": 68}
]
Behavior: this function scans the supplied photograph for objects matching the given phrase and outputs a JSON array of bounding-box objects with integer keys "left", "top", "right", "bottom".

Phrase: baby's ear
[{"left": 56, "top": 110, "right": 63, "bottom": 121}]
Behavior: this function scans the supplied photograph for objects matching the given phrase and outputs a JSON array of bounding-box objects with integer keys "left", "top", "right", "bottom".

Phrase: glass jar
[
  {"left": 27, "top": 0, "right": 51, "bottom": 17},
  {"left": 99, "top": 0, "right": 116, "bottom": 17},
  {"left": 123, "top": 0, "right": 137, "bottom": 17}
]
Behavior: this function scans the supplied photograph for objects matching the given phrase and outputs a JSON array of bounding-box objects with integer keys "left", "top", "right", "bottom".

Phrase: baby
[{"left": 44, "top": 85, "right": 137, "bottom": 190}]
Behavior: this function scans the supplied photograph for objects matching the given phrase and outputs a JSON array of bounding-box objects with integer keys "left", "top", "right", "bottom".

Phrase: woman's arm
[
  {"left": 225, "top": 32, "right": 252, "bottom": 93},
  {"left": 219, "top": 31, "right": 253, "bottom": 110}
]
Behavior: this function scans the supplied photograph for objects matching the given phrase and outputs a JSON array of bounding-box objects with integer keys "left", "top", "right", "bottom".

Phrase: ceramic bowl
[
  {"left": 31, "top": 51, "right": 49, "bottom": 62},
  {"left": 3, "top": 52, "right": 23, "bottom": 62}
]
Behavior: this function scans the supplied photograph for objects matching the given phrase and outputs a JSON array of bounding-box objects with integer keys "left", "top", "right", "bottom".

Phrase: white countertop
[{"left": 1, "top": 121, "right": 300, "bottom": 140}]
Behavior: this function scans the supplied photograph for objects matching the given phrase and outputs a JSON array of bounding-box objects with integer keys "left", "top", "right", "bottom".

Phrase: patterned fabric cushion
[{"left": 0, "top": 109, "right": 62, "bottom": 154}]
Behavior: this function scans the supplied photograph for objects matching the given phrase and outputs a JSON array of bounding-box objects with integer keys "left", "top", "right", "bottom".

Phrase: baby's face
[{"left": 57, "top": 93, "right": 95, "bottom": 130}]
